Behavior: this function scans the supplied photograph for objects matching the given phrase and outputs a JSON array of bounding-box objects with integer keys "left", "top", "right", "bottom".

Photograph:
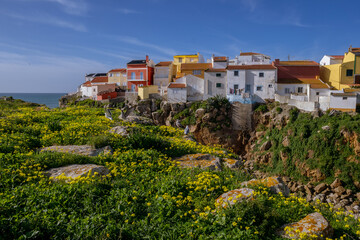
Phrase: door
[
  {"left": 245, "top": 84, "right": 251, "bottom": 93},
  {"left": 131, "top": 84, "right": 136, "bottom": 92},
  {"left": 355, "top": 75, "right": 360, "bottom": 84},
  {"left": 208, "top": 80, "right": 212, "bottom": 95}
]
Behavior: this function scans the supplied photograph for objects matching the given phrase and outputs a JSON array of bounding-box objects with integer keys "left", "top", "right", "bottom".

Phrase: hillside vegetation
[{"left": 0, "top": 99, "right": 359, "bottom": 239}]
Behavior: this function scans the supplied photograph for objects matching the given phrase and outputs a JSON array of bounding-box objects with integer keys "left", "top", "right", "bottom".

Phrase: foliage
[
  {"left": 254, "top": 104, "right": 269, "bottom": 113},
  {"left": 0, "top": 100, "right": 359, "bottom": 239}
]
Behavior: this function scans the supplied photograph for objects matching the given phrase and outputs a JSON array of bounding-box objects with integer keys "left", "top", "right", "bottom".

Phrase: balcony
[{"left": 227, "top": 93, "right": 255, "bottom": 104}]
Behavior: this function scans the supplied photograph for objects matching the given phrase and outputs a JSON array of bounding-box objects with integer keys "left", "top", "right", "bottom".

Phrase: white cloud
[
  {"left": 0, "top": 51, "right": 109, "bottom": 93},
  {"left": 118, "top": 8, "right": 140, "bottom": 14},
  {"left": 46, "top": 0, "right": 88, "bottom": 15},
  {"left": 6, "top": 12, "right": 87, "bottom": 32},
  {"left": 113, "top": 35, "right": 177, "bottom": 56}
]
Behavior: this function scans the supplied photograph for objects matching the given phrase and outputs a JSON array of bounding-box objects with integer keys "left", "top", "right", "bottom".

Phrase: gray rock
[
  {"left": 313, "top": 194, "right": 326, "bottom": 203},
  {"left": 195, "top": 108, "right": 206, "bottom": 119},
  {"left": 260, "top": 140, "right": 272, "bottom": 151},
  {"left": 322, "top": 125, "right": 331, "bottom": 131},
  {"left": 124, "top": 116, "right": 153, "bottom": 125},
  {"left": 41, "top": 145, "right": 113, "bottom": 157},
  {"left": 45, "top": 164, "right": 109, "bottom": 181},
  {"left": 109, "top": 126, "right": 129, "bottom": 136},
  {"left": 314, "top": 183, "right": 327, "bottom": 193}
]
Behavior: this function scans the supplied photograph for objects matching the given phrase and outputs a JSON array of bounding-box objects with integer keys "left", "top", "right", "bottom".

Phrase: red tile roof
[
  {"left": 168, "top": 83, "right": 186, "bottom": 88},
  {"left": 91, "top": 76, "right": 108, "bottom": 83},
  {"left": 350, "top": 48, "right": 360, "bottom": 53},
  {"left": 181, "top": 63, "right": 212, "bottom": 70},
  {"left": 206, "top": 68, "right": 227, "bottom": 72},
  {"left": 108, "top": 68, "right": 126, "bottom": 73},
  {"left": 83, "top": 80, "right": 92, "bottom": 87},
  {"left": 240, "top": 52, "right": 263, "bottom": 56},
  {"left": 213, "top": 56, "right": 227, "bottom": 62},
  {"left": 330, "top": 55, "right": 344, "bottom": 59},
  {"left": 155, "top": 61, "right": 172, "bottom": 67},
  {"left": 275, "top": 60, "right": 319, "bottom": 66},
  {"left": 227, "top": 65, "right": 276, "bottom": 70}
]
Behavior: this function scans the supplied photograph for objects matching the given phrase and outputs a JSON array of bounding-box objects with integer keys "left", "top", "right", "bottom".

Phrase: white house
[
  {"left": 226, "top": 65, "right": 277, "bottom": 103},
  {"left": 229, "top": 52, "right": 271, "bottom": 65},
  {"left": 167, "top": 74, "right": 204, "bottom": 102},
  {"left": 330, "top": 91, "right": 358, "bottom": 112},
  {"left": 319, "top": 55, "right": 344, "bottom": 66},
  {"left": 154, "top": 61, "right": 172, "bottom": 94},
  {"left": 167, "top": 83, "right": 187, "bottom": 103},
  {"left": 204, "top": 69, "right": 227, "bottom": 99},
  {"left": 79, "top": 76, "right": 116, "bottom": 99}
]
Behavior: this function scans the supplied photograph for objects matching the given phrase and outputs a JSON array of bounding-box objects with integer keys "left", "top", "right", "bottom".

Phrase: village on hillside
[{"left": 77, "top": 46, "right": 360, "bottom": 112}]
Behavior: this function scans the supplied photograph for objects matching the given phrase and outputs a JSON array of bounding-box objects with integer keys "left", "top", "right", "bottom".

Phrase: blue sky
[{"left": 0, "top": 0, "right": 359, "bottom": 93}]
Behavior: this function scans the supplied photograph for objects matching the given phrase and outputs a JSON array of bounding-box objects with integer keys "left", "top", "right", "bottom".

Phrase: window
[
  {"left": 216, "top": 73, "right": 221, "bottom": 77},
  {"left": 216, "top": 83, "right": 222, "bottom": 88},
  {"left": 109, "top": 73, "right": 113, "bottom": 77},
  {"left": 285, "top": 88, "right": 290, "bottom": 94},
  {"left": 298, "top": 87, "right": 303, "bottom": 93},
  {"left": 131, "top": 72, "right": 136, "bottom": 79},
  {"left": 193, "top": 70, "right": 201, "bottom": 75},
  {"left": 346, "top": 69, "right": 353, "bottom": 76},
  {"left": 256, "top": 86, "right": 263, "bottom": 91},
  {"left": 316, "top": 92, "right": 320, "bottom": 96},
  {"left": 140, "top": 72, "right": 144, "bottom": 80},
  {"left": 259, "top": 72, "right": 264, "bottom": 77},
  {"left": 245, "top": 84, "right": 251, "bottom": 93},
  {"left": 178, "top": 58, "right": 183, "bottom": 63},
  {"left": 234, "top": 71, "right": 239, "bottom": 76},
  {"left": 139, "top": 84, "right": 143, "bottom": 87},
  {"left": 234, "top": 84, "right": 239, "bottom": 89},
  {"left": 268, "top": 84, "right": 273, "bottom": 88},
  {"left": 343, "top": 97, "right": 348, "bottom": 100},
  {"left": 116, "top": 73, "right": 120, "bottom": 77}
]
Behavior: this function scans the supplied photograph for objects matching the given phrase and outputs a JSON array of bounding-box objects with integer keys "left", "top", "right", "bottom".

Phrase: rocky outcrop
[
  {"left": 277, "top": 212, "right": 333, "bottom": 239},
  {"left": 340, "top": 128, "right": 360, "bottom": 155},
  {"left": 124, "top": 116, "right": 153, "bottom": 125},
  {"left": 45, "top": 164, "right": 109, "bottom": 181},
  {"left": 40, "top": 145, "right": 113, "bottom": 156},
  {"left": 216, "top": 188, "right": 254, "bottom": 208},
  {"left": 173, "top": 154, "right": 222, "bottom": 171},
  {"left": 109, "top": 126, "right": 129, "bottom": 136},
  {"left": 241, "top": 176, "right": 290, "bottom": 197}
]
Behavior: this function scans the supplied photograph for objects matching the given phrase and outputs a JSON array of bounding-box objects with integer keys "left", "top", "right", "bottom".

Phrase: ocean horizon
[{"left": 0, "top": 93, "right": 66, "bottom": 109}]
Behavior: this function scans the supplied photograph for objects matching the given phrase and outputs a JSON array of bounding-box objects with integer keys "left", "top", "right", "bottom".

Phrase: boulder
[
  {"left": 260, "top": 140, "right": 272, "bottom": 151},
  {"left": 124, "top": 116, "right": 153, "bottom": 125},
  {"left": 282, "top": 136, "right": 290, "bottom": 147},
  {"left": 321, "top": 125, "right": 331, "bottom": 131},
  {"left": 314, "top": 183, "right": 327, "bottom": 193},
  {"left": 215, "top": 188, "right": 254, "bottom": 208},
  {"left": 45, "top": 164, "right": 110, "bottom": 181},
  {"left": 277, "top": 212, "right": 333, "bottom": 239},
  {"left": 160, "top": 101, "right": 171, "bottom": 112},
  {"left": 333, "top": 186, "right": 346, "bottom": 195},
  {"left": 313, "top": 194, "right": 326, "bottom": 203},
  {"left": 109, "top": 126, "right": 129, "bottom": 136},
  {"left": 330, "top": 178, "right": 343, "bottom": 189},
  {"left": 173, "top": 154, "right": 222, "bottom": 171},
  {"left": 182, "top": 135, "right": 197, "bottom": 143},
  {"left": 223, "top": 158, "right": 242, "bottom": 169},
  {"left": 241, "top": 176, "right": 290, "bottom": 197},
  {"left": 41, "top": 145, "right": 112, "bottom": 156},
  {"left": 170, "top": 103, "right": 180, "bottom": 112}
]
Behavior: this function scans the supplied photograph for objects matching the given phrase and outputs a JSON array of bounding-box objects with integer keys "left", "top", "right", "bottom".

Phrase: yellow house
[
  {"left": 179, "top": 63, "right": 212, "bottom": 79},
  {"left": 138, "top": 85, "right": 158, "bottom": 99},
  {"left": 320, "top": 47, "right": 360, "bottom": 90},
  {"left": 173, "top": 53, "right": 205, "bottom": 78},
  {"left": 108, "top": 68, "right": 127, "bottom": 88}
]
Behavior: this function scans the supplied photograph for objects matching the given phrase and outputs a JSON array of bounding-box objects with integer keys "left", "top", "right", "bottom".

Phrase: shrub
[
  {"left": 254, "top": 104, "right": 268, "bottom": 113},
  {"left": 275, "top": 107, "right": 282, "bottom": 114}
]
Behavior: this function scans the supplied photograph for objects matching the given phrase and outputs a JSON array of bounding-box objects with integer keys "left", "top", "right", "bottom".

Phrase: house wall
[
  {"left": 138, "top": 85, "right": 158, "bottom": 100},
  {"left": 167, "top": 88, "right": 187, "bottom": 103},
  {"left": 213, "top": 61, "right": 227, "bottom": 69},
  {"left": 180, "top": 69, "right": 206, "bottom": 79},
  {"left": 127, "top": 65, "right": 154, "bottom": 91},
  {"left": 204, "top": 72, "right": 227, "bottom": 99},
  {"left": 277, "top": 83, "right": 309, "bottom": 96},
  {"left": 246, "top": 69, "right": 276, "bottom": 101},
  {"left": 320, "top": 64, "right": 341, "bottom": 89},
  {"left": 330, "top": 95, "right": 357, "bottom": 111},
  {"left": 154, "top": 66, "right": 170, "bottom": 89},
  {"left": 227, "top": 70, "right": 246, "bottom": 94},
  {"left": 185, "top": 75, "right": 204, "bottom": 101},
  {"left": 309, "top": 88, "right": 330, "bottom": 102},
  {"left": 108, "top": 72, "right": 127, "bottom": 86}
]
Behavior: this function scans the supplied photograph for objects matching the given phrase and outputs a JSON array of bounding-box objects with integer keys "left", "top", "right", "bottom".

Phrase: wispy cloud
[
  {"left": 6, "top": 12, "right": 87, "bottom": 32},
  {"left": 45, "top": 0, "right": 88, "bottom": 15},
  {"left": 240, "top": 0, "right": 258, "bottom": 12},
  {"left": 112, "top": 35, "right": 177, "bottom": 56},
  {"left": 118, "top": 8, "right": 140, "bottom": 14}
]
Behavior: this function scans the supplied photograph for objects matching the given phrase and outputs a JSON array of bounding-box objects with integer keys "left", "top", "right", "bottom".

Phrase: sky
[{"left": 0, "top": 0, "right": 359, "bottom": 93}]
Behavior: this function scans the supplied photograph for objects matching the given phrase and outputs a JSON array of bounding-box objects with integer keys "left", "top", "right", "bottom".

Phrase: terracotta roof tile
[
  {"left": 181, "top": 63, "right": 212, "bottom": 70},
  {"left": 155, "top": 61, "right": 172, "bottom": 67},
  {"left": 275, "top": 61, "right": 319, "bottom": 66},
  {"left": 351, "top": 48, "right": 360, "bottom": 53},
  {"left": 227, "top": 65, "right": 276, "bottom": 70},
  {"left": 206, "top": 68, "right": 227, "bottom": 72},
  {"left": 213, "top": 56, "right": 227, "bottom": 62},
  {"left": 91, "top": 76, "right": 108, "bottom": 83},
  {"left": 277, "top": 78, "right": 330, "bottom": 89},
  {"left": 168, "top": 83, "right": 186, "bottom": 88},
  {"left": 108, "top": 68, "right": 126, "bottom": 73},
  {"left": 331, "top": 92, "right": 357, "bottom": 97},
  {"left": 240, "top": 52, "right": 263, "bottom": 56}
]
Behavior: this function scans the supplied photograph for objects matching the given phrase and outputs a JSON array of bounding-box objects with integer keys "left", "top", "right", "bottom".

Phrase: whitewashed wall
[
  {"left": 204, "top": 72, "right": 227, "bottom": 99},
  {"left": 330, "top": 95, "right": 357, "bottom": 110},
  {"left": 247, "top": 69, "right": 276, "bottom": 101},
  {"left": 226, "top": 70, "right": 246, "bottom": 94},
  {"left": 167, "top": 88, "right": 187, "bottom": 103}
]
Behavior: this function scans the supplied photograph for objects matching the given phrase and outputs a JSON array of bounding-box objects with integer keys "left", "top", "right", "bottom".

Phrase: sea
[{"left": 0, "top": 93, "right": 66, "bottom": 109}]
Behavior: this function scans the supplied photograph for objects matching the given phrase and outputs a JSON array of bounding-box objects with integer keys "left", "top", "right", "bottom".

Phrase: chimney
[
  {"left": 146, "top": 55, "right": 149, "bottom": 62},
  {"left": 349, "top": 45, "right": 353, "bottom": 52},
  {"left": 274, "top": 59, "right": 280, "bottom": 65}
]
